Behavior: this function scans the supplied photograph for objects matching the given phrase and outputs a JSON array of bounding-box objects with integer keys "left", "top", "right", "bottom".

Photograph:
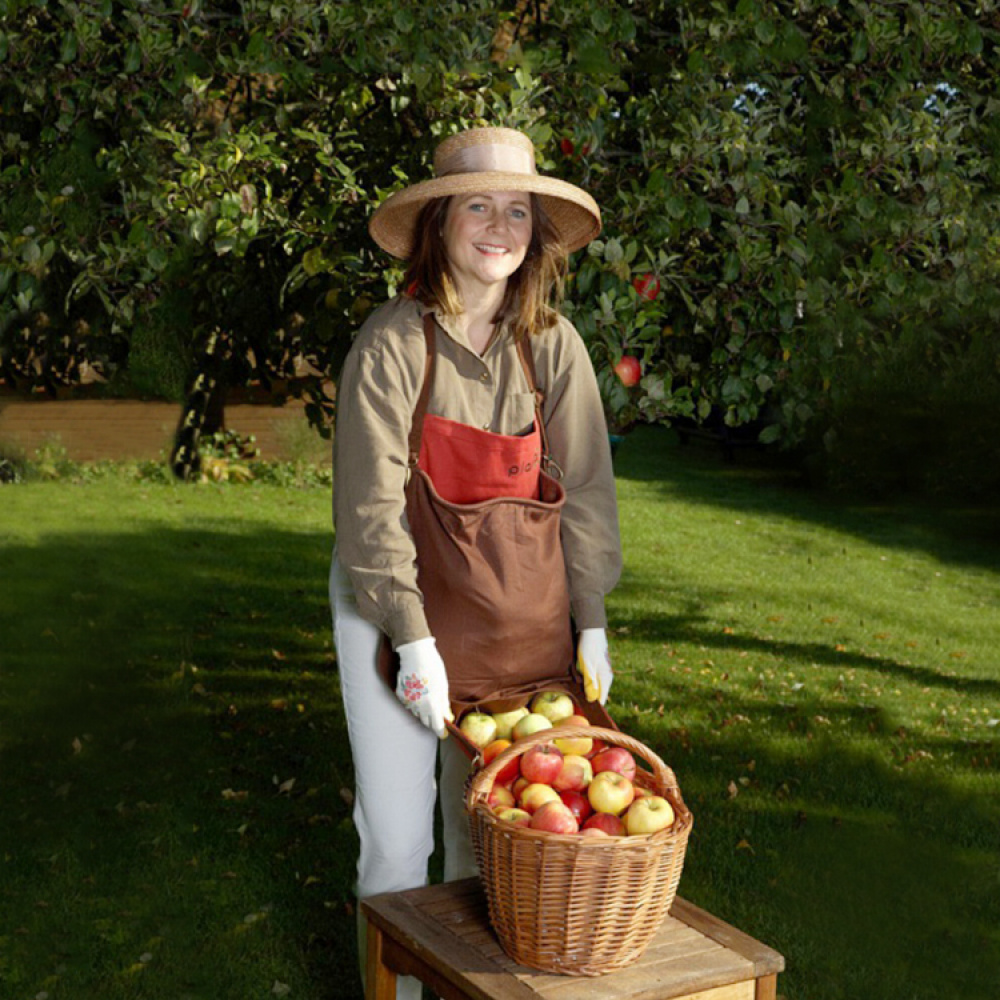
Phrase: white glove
[
  {"left": 395, "top": 637, "right": 454, "bottom": 738},
  {"left": 577, "top": 628, "right": 613, "bottom": 705}
]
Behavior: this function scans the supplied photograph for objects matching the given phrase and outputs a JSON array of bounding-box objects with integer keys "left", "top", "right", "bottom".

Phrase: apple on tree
[
  {"left": 632, "top": 273, "right": 661, "bottom": 301},
  {"left": 613, "top": 356, "right": 641, "bottom": 388}
]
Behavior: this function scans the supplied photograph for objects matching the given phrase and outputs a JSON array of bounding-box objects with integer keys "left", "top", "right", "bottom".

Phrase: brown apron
[{"left": 378, "top": 313, "right": 576, "bottom": 716}]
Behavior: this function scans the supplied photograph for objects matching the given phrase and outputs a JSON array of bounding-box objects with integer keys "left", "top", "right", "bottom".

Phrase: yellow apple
[
  {"left": 490, "top": 706, "right": 530, "bottom": 741},
  {"left": 624, "top": 795, "right": 675, "bottom": 835},
  {"left": 552, "top": 714, "right": 593, "bottom": 756},
  {"left": 512, "top": 712, "right": 553, "bottom": 741},
  {"left": 530, "top": 690, "right": 576, "bottom": 724}
]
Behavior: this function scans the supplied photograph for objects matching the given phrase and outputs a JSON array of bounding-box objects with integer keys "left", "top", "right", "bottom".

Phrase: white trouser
[{"left": 329, "top": 554, "right": 477, "bottom": 1000}]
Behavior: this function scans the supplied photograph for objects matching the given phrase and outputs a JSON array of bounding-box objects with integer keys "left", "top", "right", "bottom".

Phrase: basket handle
[{"left": 465, "top": 725, "right": 681, "bottom": 814}]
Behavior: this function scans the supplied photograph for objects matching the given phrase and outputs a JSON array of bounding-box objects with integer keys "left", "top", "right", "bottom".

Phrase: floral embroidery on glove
[{"left": 400, "top": 674, "right": 428, "bottom": 702}]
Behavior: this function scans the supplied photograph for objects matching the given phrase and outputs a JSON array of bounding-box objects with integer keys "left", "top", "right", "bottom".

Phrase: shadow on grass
[
  {"left": 611, "top": 672, "right": 1000, "bottom": 1000},
  {"left": 0, "top": 525, "right": 367, "bottom": 999},
  {"left": 613, "top": 426, "right": 1000, "bottom": 574}
]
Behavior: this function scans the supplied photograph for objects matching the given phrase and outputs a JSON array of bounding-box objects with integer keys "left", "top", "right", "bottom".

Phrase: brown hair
[{"left": 401, "top": 194, "right": 567, "bottom": 338}]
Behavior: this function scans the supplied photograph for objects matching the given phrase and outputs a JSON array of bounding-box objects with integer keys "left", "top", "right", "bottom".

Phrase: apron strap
[
  {"left": 515, "top": 334, "right": 562, "bottom": 481},
  {"left": 408, "top": 313, "right": 437, "bottom": 467}
]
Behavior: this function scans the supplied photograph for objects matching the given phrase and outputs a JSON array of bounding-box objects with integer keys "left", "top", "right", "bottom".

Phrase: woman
[{"left": 329, "top": 126, "right": 622, "bottom": 997}]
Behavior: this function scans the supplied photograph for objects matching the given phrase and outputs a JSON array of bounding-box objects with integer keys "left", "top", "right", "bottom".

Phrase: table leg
[
  {"left": 755, "top": 973, "right": 778, "bottom": 1000},
  {"left": 364, "top": 916, "right": 397, "bottom": 1000}
]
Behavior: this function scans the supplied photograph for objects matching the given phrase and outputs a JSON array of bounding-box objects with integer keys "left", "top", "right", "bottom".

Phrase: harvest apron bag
[{"left": 378, "top": 313, "right": 575, "bottom": 715}]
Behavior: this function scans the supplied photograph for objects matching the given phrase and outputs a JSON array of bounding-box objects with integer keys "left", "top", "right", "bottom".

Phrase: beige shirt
[{"left": 333, "top": 295, "right": 622, "bottom": 647}]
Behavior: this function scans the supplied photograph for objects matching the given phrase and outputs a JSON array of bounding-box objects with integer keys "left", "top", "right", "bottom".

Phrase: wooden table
[{"left": 361, "top": 877, "right": 784, "bottom": 1000}]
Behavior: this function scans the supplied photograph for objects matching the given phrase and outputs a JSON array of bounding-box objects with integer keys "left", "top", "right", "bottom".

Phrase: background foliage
[{"left": 2, "top": 0, "right": 999, "bottom": 494}]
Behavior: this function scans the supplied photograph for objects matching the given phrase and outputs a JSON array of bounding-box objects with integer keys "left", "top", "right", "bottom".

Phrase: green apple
[
  {"left": 530, "top": 690, "right": 576, "bottom": 724},
  {"left": 490, "top": 706, "right": 530, "bottom": 741},
  {"left": 458, "top": 711, "right": 497, "bottom": 749},
  {"left": 511, "top": 712, "right": 553, "bottom": 741}
]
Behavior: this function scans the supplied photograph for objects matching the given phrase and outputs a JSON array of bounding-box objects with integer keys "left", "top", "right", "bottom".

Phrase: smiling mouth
[{"left": 474, "top": 243, "right": 509, "bottom": 254}]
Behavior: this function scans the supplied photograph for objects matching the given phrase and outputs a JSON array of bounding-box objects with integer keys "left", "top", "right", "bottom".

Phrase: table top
[{"left": 362, "top": 877, "right": 784, "bottom": 1000}]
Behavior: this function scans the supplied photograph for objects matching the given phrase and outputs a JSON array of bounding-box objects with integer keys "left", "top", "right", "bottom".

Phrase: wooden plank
[
  {"left": 363, "top": 891, "right": 540, "bottom": 1000},
  {"left": 670, "top": 899, "right": 784, "bottom": 978}
]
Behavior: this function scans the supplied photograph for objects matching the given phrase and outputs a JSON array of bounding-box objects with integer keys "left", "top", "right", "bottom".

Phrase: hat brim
[{"left": 368, "top": 172, "right": 602, "bottom": 258}]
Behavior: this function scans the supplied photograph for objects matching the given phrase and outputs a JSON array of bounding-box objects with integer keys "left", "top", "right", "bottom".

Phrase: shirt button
[
  {"left": 482, "top": 423, "right": 491, "bottom": 431},
  {"left": 479, "top": 371, "right": 490, "bottom": 383}
]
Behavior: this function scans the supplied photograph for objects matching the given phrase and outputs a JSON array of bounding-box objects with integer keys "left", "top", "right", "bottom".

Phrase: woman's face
[{"left": 441, "top": 192, "right": 533, "bottom": 300}]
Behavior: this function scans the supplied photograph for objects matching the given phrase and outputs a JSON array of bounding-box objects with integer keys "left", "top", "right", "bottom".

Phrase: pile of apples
[{"left": 460, "top": 690, "right": 676, "bottom": 838}]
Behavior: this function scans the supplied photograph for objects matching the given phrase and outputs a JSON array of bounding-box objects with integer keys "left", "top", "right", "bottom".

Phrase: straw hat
[{"left": 368, "top": 127, "right": 601, "bottom": 259}]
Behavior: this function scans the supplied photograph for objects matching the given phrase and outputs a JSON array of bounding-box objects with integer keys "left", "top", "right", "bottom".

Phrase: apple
[
  {"left": 551, "top": 754, "right": 593, "bottom": 793},
  {"left": 631, "top": 784, "right": 654, "bottom": 800},
  {"left": 511, "top": 776, "right": 530, "bottom": 802},
  {"left": 520, "top": 743, "right": 564, "bottom": 785},
  {"left": 487, "top": 783, "right": 515, "bottom": 810},
  {"left": 632, "top": 273, "right": 661, "bottom": 301},
  {"left": 560, "top": 137, "right": 575, "bottom": 157},
  {"left": 624, "top": 795, "right": 676, "bottom": 836},
  {"left": 459, "top": 711, "right": 497, "bottom": 749},
  {"left": 586, "top": 737, "right": 609, "bottom": 759},
  {"left": 530, "top": 800, "right": 579, "bottom": 835},
  {"left": 587, "top": 771, "right": 635, "bottom": 815},
  {"left": 559, "top": 789, "right": 593, "bottom": 825},
  {"left": 552, "top": 715, "right": 593, "bottom": 756},
  {"left": 512, "top": 713, "right": 553, "bottom": 741},
  {"left": 482, "top": 739, "right": 520, "bottom": 785},
  {"left": 582, "top": 812, "right": 626, "bottom": 836},
  {"left": 494, "top": 806, "right": 531, "bottom": 828},
  {"left": 613, "top": 356, "right": 641, "bottom": 388},
  {"left": 518, "top": 782, "right": 561, "bottom": 814},
  {"left": 530, "top": 691, "right": 576, "bottom": 725},
  {"left": 591, "top": 747, "right": 637, "bottom": 782},
  {"left": 580, "top": 827, "right": 609, "bottom": 838},
  {"left": 489, "top": 706, "right": 530, "bottom": 741}
]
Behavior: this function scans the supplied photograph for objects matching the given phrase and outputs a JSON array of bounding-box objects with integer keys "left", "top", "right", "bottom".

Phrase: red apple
[
  {"left": 551, "top": 754, "right": 593, "bottom": 793},
  {"left": 586, "top": 737, "right": 609, "bottom": 759},
  {"left": 591, "top": 747, "right": 637, "bottom": 782},
  {"left": 530, "top": 800, "right": 579, "bottom": 834},
  {"left": 511, "top": 776, "right": 530, "bottom": 801},
  {"left": 552, "top": 715, "right": 593, "bottom": 756},
  {"left": 631, "top": 784, "right": 654, "bottom": 800},
  {"left": 559, "top": 789, "right": 593, "bottom": 825},
  {"left": 530, "top": 690, "right": 576, "bottom": 724},
  {"left": 487, "top": 784, "right": 515, "bottom": 810},
  {"left": 587, "top": 771, "right": 635, "bottom": 815},
  {"left": 519, "top": 782, "right": 561, "bottom": 814},
  {"left": 582, "top": 812, "right": 626, "bottom": 836},
  {"left": 632, "top": 273, "right": 661, "bottom": 301},
  {"left": 613, "top": 356, "right": 641, "bottom": 388},
  {"left": 580, "top": 827, "right": 608, "bottom": 838},
  {"left": 624, "top": 795, "right": 675, "bottom": 835},
  {"left": 494, "top": 806, "right": 531, "bottom": 828},
  {"left": 482, "top": 739, "right": 520, "bottom": 786},
  {"left": 560, "top": 137, "right": 575, "bottom": 157},
  {"left": 520, "top": 743, "right": 564, "bottom": 785}
]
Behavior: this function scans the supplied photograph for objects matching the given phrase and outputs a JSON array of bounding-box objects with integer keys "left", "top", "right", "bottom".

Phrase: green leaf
[
  {"left": 755, "top": 21, "right": 776, "bottom": 45},
  {"left": 60, "top": 29, "right": 78, "bottom": 64},
  {"left": 735, "top": 197, "right": 750, "bottom": 216}
]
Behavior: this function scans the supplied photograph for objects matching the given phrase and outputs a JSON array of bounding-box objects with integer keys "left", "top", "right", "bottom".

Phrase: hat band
[{"left": 438, "top": 143, "right": 535, "bottom": 178}]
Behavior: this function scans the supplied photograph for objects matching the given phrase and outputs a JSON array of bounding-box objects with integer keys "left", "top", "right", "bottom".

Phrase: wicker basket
[{"left": 465, "top": 725, "right": 693, "bottom": 976}]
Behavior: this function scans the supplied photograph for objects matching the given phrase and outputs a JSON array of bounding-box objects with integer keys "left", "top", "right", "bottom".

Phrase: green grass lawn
[{"left": 1, "top": 427, "right": 997, "bottom": 999}]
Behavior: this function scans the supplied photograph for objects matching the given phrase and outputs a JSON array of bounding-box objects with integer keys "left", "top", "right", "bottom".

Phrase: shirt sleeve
[
  {"left": 333, "top": 317, "right": 431, "bottom": 647},
  {"left": 539, "top": 318, "right": 623, "bottom": 630}
]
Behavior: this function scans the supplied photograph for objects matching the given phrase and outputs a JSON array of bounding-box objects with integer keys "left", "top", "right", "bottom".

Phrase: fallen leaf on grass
[
  {"left": 277, "top": 777, "right": 296, "bottom": 795},
  {"left": 735, "top": 839, "right": 755, "bottom": 854},
  {"left": 221, "top": 789, "right": 249, "bottom": 801},
  {"left": 272, "top": 983, "right": 291, "bottom": 997},
  {"left": 72, "top": 737, "right": 83, "bottom": 755},
  {"left": 727, "top": 781, "right": 739, "bottom": 800}
]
